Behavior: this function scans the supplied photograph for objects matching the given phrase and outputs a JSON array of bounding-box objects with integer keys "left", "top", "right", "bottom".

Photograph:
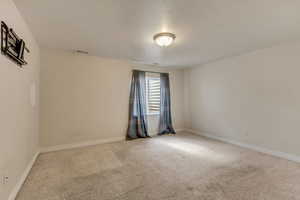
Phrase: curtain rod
[{"left": 133, "top": 70, "right": 169, "bottom": 74}]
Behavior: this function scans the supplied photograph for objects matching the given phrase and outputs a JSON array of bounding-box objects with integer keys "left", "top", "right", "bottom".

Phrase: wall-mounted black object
[{"left": 1, "top": 21, "right": 30, "bottom": 67}]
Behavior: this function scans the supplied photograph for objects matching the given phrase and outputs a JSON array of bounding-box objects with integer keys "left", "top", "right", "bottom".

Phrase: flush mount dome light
[{"left": 153, "top": 32, "right": 176, "bottom": 47}]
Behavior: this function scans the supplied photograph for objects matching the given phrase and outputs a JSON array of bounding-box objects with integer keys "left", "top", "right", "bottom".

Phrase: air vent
[
  {"left": 130, "top": 59, "right": 160, "bottom": 66},
  {"left": 75, "top": 50, "right": 88, "bottom": 54}
]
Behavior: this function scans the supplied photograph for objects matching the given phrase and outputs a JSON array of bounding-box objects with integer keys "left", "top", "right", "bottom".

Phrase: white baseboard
[
  {"left": 185, "top": 129, "right": 300, "bottom": 163},
  {"left": 8, "top": 151, "right": 39, "bottom": 200},
  {"left": 12, "top": 129, "right": 298, "bottom": 200},
  {"left": 175, "top": 128, "right": 185, "bottom": 132},
  {"left": 40, "top": 137, "right": 124, "bottom": 153},
  {"left": 41, "top": 129, "right": 185, "bottom": 153}
]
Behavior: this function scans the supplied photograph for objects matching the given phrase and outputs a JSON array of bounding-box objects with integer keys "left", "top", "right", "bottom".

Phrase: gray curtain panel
[
  {"left": 127, "top": 70, "right": 149, "bottom": 139},
  {"left": 159, "top": 73, "right": 176, "bottom": 135}
]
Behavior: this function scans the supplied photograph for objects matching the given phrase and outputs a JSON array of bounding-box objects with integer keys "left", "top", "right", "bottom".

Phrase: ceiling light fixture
[{"left": 153, "top": 32, "right": 176, "bottom": 47}]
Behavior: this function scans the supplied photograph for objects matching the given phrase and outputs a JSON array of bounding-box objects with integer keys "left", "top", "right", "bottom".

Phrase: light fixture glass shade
[{"left": 153, "top": 32, "right": 176, "bottom": 47}]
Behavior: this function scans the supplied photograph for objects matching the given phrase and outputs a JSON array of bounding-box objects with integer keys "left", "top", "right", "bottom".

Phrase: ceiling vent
[{"left": 74, "top": 50, "right": 89, "bottom": 54}]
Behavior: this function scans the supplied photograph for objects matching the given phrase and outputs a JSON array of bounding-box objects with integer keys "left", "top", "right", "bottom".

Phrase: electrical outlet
[{"left": 2, "top": 176, "right": 8, "bottom": 185}]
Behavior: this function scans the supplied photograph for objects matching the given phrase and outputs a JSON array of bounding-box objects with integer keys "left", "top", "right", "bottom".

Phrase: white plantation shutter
[{"left": 146, "top": 73, "right": 161, "bottom": 114}]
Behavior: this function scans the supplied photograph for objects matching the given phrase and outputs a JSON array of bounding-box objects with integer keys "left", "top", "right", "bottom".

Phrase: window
[{"left": 146, "top": 73, "right": 161, "bottom": 115}]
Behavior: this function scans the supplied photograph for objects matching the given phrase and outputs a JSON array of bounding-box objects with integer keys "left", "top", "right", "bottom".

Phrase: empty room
[{"left": 2, "top": 0, "right": 300, "bottom": 199}]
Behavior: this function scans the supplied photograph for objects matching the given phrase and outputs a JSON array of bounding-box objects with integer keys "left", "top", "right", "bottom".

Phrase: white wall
[
  {"left": 0, "top": 0, "right": 40, "bottom": 199},
  {"left": 40, "top": 48, "right": 185, "bottom": 148},
  {"left": 184, "top": 40, "right": 300, "bottom": 157}
]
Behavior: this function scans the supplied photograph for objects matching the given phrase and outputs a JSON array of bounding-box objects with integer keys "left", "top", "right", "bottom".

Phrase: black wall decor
[{"left": 1, "top": 21, "right": 30, "bottom": 67}]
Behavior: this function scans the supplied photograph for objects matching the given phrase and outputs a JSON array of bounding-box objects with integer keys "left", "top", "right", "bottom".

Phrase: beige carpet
[{"left": 17, "top": 132, "right": 300, "bottom": 200}]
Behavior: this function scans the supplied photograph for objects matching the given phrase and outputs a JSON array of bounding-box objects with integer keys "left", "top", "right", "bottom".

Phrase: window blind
[{"left": 146, "top": 74, "right": 161, "bottom": 114}]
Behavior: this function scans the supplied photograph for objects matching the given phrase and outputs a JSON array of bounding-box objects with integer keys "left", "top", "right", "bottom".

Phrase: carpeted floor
[{"left": 17, "top": 132, "right": 300, "bottom": 200}]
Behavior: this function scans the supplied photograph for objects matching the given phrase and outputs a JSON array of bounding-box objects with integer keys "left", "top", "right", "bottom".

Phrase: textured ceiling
[{"left": 13, "top": 0, "right": 300, "bottom": 67}]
